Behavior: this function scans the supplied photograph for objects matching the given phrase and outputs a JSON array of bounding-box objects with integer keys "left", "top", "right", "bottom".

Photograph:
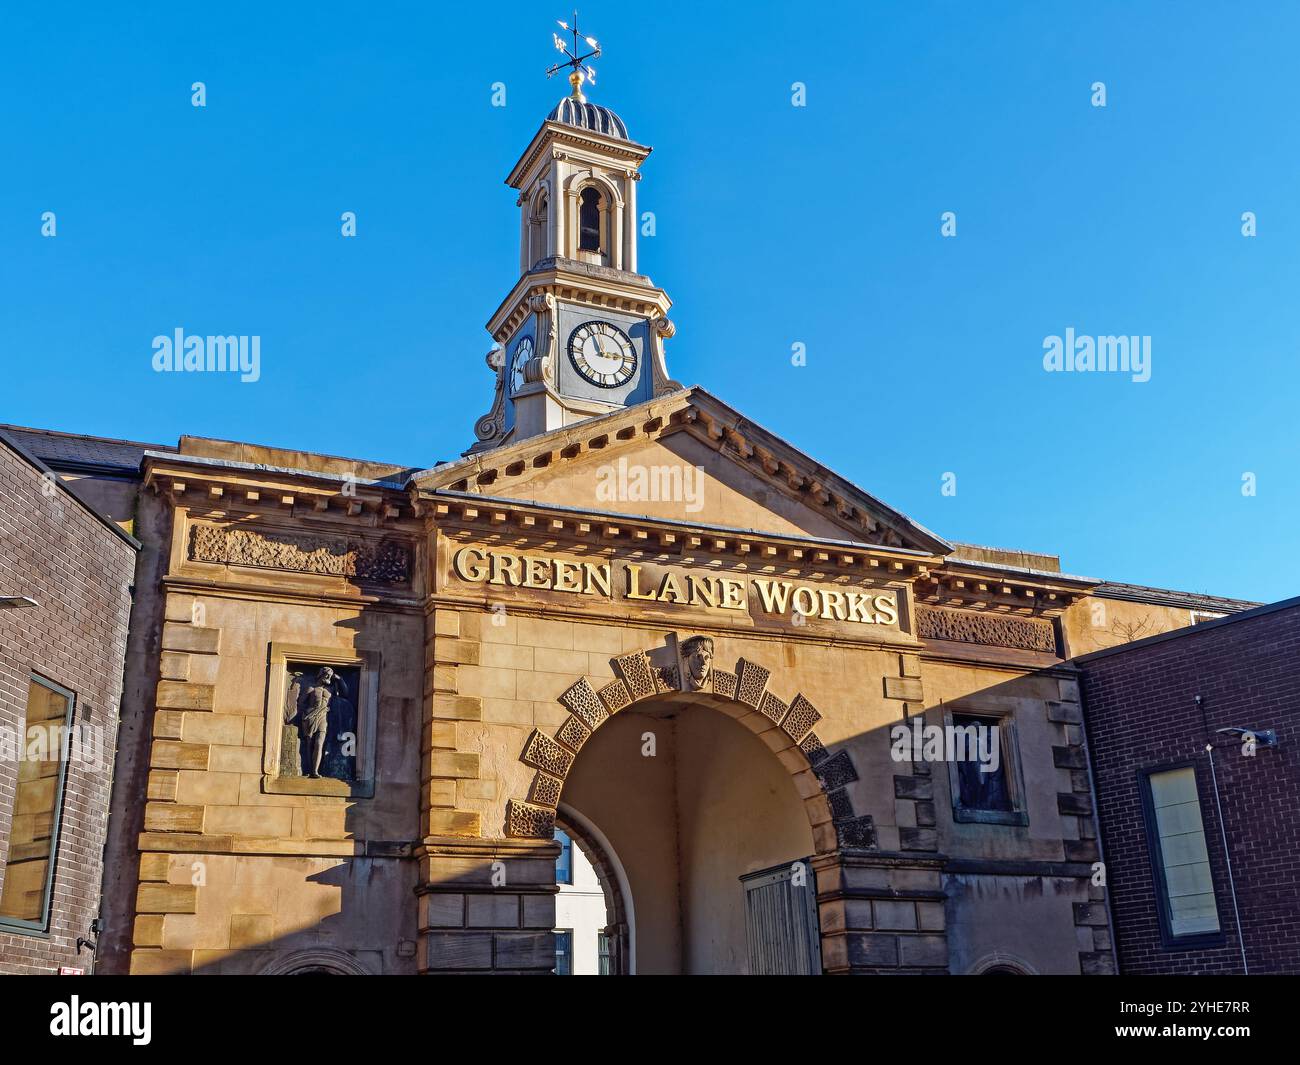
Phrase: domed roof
[{"left": 546, "top": 95, "right": 630, "bottom": 141}]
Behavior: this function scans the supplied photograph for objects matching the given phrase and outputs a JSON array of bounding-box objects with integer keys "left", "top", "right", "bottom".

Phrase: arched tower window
[
  {"left": 579, "top": 187, "right": 602, "bottom": 252},
  {"left": 529, "top": 191, "right": 550, "bottom": 266}
]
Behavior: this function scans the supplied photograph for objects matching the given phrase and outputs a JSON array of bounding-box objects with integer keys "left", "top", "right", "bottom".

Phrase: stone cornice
[
  {"left": 505, "top": 120, "right": 651, "bottom": 190},
  {"left": 142, "top": 453, "right": 419, "bottom": 524},
  {"left": 919, "top": 560, "right": 1097, "bottom": 617},
  {"left": 413, "top": 388, "right": 951, "bottom": 555},
  {"left": 485, "top": 262, "right": 672, "bottom": 342},
  {"left": 426, "top": 490, "right": 937, "bottom": 581}
]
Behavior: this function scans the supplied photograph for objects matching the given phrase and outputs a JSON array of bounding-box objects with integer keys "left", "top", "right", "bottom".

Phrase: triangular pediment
[{"left": 413, "top": 389, "right": 949, "bottom": 555}]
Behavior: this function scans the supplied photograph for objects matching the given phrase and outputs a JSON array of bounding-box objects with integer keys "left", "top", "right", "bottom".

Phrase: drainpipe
[{"left": 1196, "top": 694, "right": 1249, "bottom": 975}]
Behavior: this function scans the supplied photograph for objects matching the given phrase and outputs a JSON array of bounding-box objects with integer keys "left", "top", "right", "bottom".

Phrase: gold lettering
[
  {"left": 846, "top": 591, "right": 875, "bottom": 623},
  {"left": 819, "top": 589, "right": 848, "bottom": 621},
  {"left": 792, "top": 586, "right": 818, "bottom": 618},
  {"left": 488, "top": 551, "right": 522, "bottom": 587},
  {"left": 624, "top": 563, "right": 657, "bottom": 600},
  {"left": 657, "top": 572, "right": 687, "bottom": 604},
  {"left": 583, "top": 561, "right": 612, "bottom": 597},
  {"left": 719, "top": 577, "right": 747, "bottom": 610},
  {"left": 687, "top": 574, "right": 719, "bottom": 608},
  {"left": 523, "top": 555, "right": 552, "bottom": 589},
  {"left": 451, "top": 547, "right": 489, "bottom": 583},
  {"left": 753, "top": 579, "right": 793, "bottom": 614},
  {"left": 873, "top": 594, "right": 899, "bottom": 626},
  {"left": 553, "top": 559, "right": 582, "bottom": 593}
]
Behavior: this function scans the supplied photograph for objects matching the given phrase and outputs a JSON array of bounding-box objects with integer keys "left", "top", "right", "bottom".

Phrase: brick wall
[
  {"left": 0, "top": 436, "right": 138, "bottom": 974},
  {"left": 1078, "top": 600, "right": 1300, "bottom": 974}
]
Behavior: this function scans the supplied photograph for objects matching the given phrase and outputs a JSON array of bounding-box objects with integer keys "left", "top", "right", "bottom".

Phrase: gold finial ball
[{"left": 568, "top": 69, "right": 586, "bottom": 102}]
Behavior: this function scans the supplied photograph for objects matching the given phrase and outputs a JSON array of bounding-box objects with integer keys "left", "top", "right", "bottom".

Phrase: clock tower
[{"left": 468, "top": 18, "right": 680, "bottom": 454}]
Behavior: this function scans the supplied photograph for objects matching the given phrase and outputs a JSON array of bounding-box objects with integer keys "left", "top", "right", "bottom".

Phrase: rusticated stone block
[
  {"left": 900, "top": 827, "right": 939, "bottom": 852},
  {"left": 735, "top": 658, "right": 771, "bottom": 708},
  {"left": 883, "top": 675, "right": 923, "bottom": 701},
  {"left": 835, "top": 815, "right": 876, "bottom": 849},
  {"left": 136, "top": 883, "right": 198, "bottom": 915},
  {"left": 521, "top": 729, "right": 573, "bottom": 777},
  {"left": 898, "top": 934, "right": 948, "bottom": 968},
  {"left": 1058, "top": 792, "right": 1094, "bottom": 816},
  {"left": 155, "top": 680, "right": 215, "bottom": 711},
  {"left": 827, "top": 788, "right": 854, "bottom": 822},
  {"left": 560, "top": 678, "right": 608, "bottom": 730},
  {"left": 597, "top": 679, "right": 632, "bottom": 714},
  {"left": 422, "top": 932, "right": 493, "bottom": 970},
  {"left": 1080, "top": 951, "right": 1116, "bottom": 975},
  {"left": 528, "top": 771, "right": 563, "bottom": 808},
  {"left": 711, "top": 669, "right": 738, "bottom": 700},
  {"left": 555, "top": 714, "right": 591, "bottom": 753},
  {"left": 894, "top": 775, "right": 933, "bottom": 801},
  {"left": 815, "top": 750, "right": 858, "bottom": 791},
  {"left": 1073, "top": 902, "right": 1109, "bottom": 927},
  {"left": 757, "top": 691, "right": 789, "bottom": 726},
  {"left": 505, "top": 800, "right": 555, "bottom": 839},
  {"left": 782, "top": 694, "right": 821, "bottom": 740},
  {"left": 1047, "top": 700, "right": 1083, "bottom": 725},
  {"left": 494, "top": 931, "right": 554, "bottom": 970},
  {"left": 1053, "top": 744, "right": 1087, "bottom": 769},
  {"left": 847, "top": 933, "right": 899, "bottom": 968},
  {"left": 799, "top": 732, "right": 829, "bottom": 766},
  {"left": 614, "top": 652, "right": 656, "bottom": 699},
  {"left": 914, "top": 801, "right": 937, "bottom": 827}
]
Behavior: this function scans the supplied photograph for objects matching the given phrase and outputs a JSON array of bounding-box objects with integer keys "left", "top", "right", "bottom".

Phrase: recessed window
[
  {"left": 553, "top": 929, "right": 573, "bottom": 975},
  {"left": 946, "top": 710, "right": 1028, "bottom": 827},
  {"left": 555, "top": 828, "right": 573, "bottom": 885},
  {"left": 579, "top": 187, "right": 602, "bottom": 251},
  {"left": 1142, "top": 766, "right": 1222, "bottom": 945},
  {"left": 0, "top": 675, "right": 76, "bottom": 931}
]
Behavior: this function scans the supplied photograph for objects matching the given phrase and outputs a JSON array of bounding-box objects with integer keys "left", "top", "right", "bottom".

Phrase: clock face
[
  {"left": 567, "top": 320, "right": 637, "bottom": 388},
  {"left": 509, "top": 336, "right": 534, "bottom": 395}
]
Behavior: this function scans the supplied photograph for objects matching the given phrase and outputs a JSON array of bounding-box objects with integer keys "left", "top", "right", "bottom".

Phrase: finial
[{"left": 547, "top": 11, "right": 600, "bottom": 99}]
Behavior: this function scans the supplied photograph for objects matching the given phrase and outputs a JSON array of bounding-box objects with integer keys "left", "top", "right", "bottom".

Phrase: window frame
[
  {"left": 554, "top": 828, "right": 574, "bottom": 885},
  {"left": 0, "top": 673, "right": 77, "bottom": 936},
  {"left": 1138, "top": 760, "right": 1226, "bottom": 951},
  {"left": 553, "top": 928, "right": 573, "bottom": 975},
  {"left": 943, "top": 705, "right": 1029, "bottom": 827}
]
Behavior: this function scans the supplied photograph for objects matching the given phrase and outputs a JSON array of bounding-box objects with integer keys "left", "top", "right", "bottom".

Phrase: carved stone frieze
[
  {"left": 189, "top": 525, "right": 411, "bottom": 584},
  {"left": 916, "top": 605, "right": 1057, "bottom": 654}
]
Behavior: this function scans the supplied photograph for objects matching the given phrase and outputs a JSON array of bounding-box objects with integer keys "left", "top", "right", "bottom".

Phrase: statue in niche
[
  {"left": 282, "top": 664, "right": 359, "bottom": 780},
  {"left": 679, "top": 635, "right": 714, "bottom": 692}
]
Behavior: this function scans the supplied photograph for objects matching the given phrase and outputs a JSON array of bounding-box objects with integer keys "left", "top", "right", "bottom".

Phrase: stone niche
[{"left": 263, "top": 644, "right": 381, "bottom": 798}]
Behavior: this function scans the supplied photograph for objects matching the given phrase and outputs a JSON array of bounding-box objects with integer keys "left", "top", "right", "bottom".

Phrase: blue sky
[{"left": 2, "top": 1, "right": 1296, "bottom": 601}]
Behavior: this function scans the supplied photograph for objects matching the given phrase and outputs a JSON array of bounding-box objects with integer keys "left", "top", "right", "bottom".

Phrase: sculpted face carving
[{"left": 680, "top": 636, "right": 714, "bottom": 692}]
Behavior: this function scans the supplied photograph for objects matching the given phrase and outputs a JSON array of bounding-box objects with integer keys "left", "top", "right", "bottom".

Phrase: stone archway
[
  {"left": 259, "top": 948, "right": 373, "bottom": 976},
  {"left": 503, "top": 633, "right": 867, "bottom": 848}
]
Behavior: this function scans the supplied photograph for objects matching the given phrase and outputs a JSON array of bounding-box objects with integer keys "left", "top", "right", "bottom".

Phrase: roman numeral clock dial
[{"left": 567, "top": 320, "right": 637, "bottom": 388}]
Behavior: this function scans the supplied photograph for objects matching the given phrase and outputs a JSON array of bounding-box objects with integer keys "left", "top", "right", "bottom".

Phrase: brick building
[
  {"left": 1077, "top": 598, "right": 1300, "bottom": 974},
  {"left": 0, "top": 429, "right": 139, "bottom": 974}
]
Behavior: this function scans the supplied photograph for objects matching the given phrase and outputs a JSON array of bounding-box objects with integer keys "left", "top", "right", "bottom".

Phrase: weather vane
[{"left": 547, "top": 11, "right": 601, "bottom": 101}]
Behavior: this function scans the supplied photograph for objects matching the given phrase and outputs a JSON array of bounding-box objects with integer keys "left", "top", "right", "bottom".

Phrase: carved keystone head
[{"left": 679, "top": 635, "right": 715, "bottom": 692}]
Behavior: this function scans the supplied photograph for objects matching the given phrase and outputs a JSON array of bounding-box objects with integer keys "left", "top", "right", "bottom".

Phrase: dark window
[
  {"left": 1140, "top": 764, "right": 1223, "bottom": 947},
  {"left": 579, "top": 187, "right": 602, "bottom": 251},
  {"left": 0, "top": 675, "right": 76, "bottom": 931},
  {"left": 555, "top": 828, "right": 573, "bottom": 885},
  {"left": 598, "top": 931, "right": 612, "bottom": 975},
  {"left": 953, "top": 713, "right": 1013, "bottom": 812},
  {"left": 554, "top": 929, "right": 573, "bottom": 975}
]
